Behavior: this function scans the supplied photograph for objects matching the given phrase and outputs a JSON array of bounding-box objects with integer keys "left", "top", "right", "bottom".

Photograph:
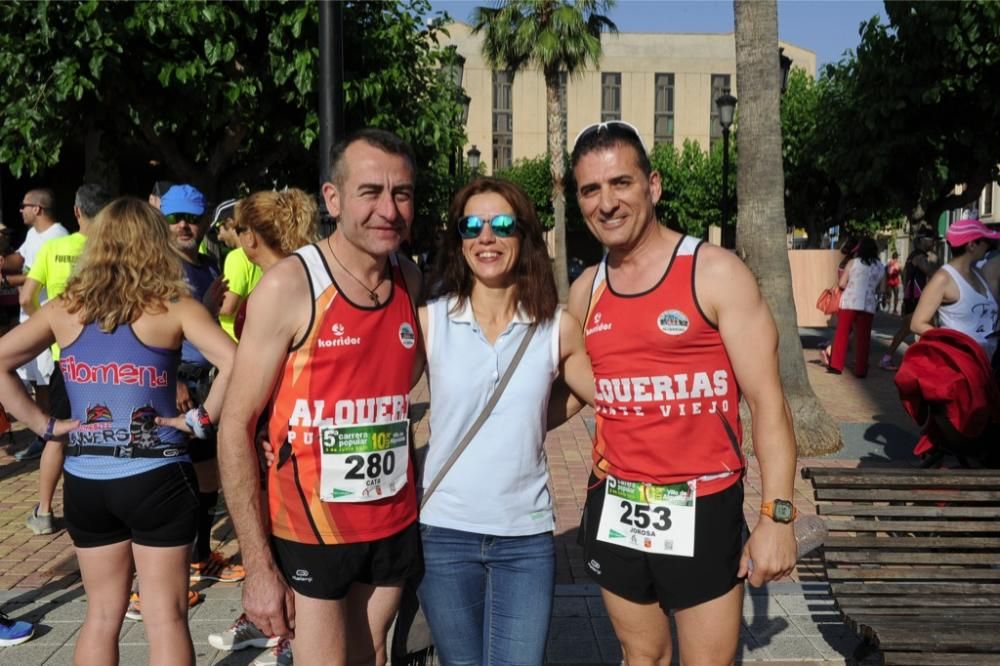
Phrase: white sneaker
[
  {"left": 209, "top": 613, "right": 280, "bottom": 651},
  {"left": 253, "top": 637, "right": 292, "bottom": 665}
]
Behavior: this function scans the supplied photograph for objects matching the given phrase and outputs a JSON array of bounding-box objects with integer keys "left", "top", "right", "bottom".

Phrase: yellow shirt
[
  {"left": 27, "top": 232, "right": 88, "bottom": 359},
  {"left": 219, "top": 248, "right": 262, "bottom": 340}
]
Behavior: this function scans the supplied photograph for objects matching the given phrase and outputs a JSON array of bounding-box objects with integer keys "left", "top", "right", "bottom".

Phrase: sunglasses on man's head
[
  {"left": 572, "top": 120, "right": 647, "bottom": 152},
  {"left": 457, "top": 214, "right": 517, "bottom": 239}
]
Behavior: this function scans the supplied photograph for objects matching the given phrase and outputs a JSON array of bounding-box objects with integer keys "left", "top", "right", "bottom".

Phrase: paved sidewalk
[{"left": 0, "top": 315, "right": 920, "bottom": 664}]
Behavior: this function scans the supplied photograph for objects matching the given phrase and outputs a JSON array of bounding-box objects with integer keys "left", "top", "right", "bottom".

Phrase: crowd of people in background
[{"left": 0, "top": 121, "right": 994, "bottom": 665}]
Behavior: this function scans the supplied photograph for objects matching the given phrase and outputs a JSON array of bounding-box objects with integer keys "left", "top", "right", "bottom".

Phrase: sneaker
[
  {"left": 209, "top": 613, "right": 280, "bottom": 651},
  {"left": 0, "top": 611, "right": 34, "bottom": 646},
  {"left": 13, "top": 439, "right": 44, "bottom": 462},
  {"left": 25, "top": 505, "right": 53, "bottom": 535},
  {"left": 190, "top": 552, "right": 245, "bottom": 583},
  {"left": 878, "top": 354, "right": 898, "bottom": 371},
  {"left": 125, "top": 589, "right": 201, "bottom": 621},
  {"left": 253, "top": 637, "right": 292, "bottom": 666}
]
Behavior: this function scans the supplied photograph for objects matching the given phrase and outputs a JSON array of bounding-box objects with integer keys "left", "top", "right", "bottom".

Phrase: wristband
[
  {"left": 41, "top": 416, "right": 56, "bottom": 442},
  {"left": 184, "top": 406, "right": 215, "bottom": 440}
]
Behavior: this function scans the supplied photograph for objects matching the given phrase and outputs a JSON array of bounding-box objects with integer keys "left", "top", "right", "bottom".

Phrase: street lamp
[
  {"left": 715, "top": 90, "right": 737, "bottom": 249},
  {"left": 444, "top": 48, "right": 467, "bottom": 184},
  {"left": 467, "top": 145, "right": 481, "bottom": 172},
  {"left": 779, "top": 48, "right": 793, "bottom": 94}
]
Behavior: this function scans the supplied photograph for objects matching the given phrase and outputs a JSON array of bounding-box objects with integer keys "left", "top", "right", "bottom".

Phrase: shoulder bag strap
[{"left": 420, "top": 323, "right": 539, "bottom": 509}]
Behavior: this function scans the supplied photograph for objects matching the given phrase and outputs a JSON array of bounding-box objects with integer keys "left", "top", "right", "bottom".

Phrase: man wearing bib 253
[
  {"left": 219, "top": 129, "right": 424, "bottom": 666},
  {"left": 567, "top": 122, "right": 797, "bottom": 665}
]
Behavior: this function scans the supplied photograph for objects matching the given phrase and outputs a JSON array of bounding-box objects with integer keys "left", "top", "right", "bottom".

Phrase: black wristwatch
[{"left": 760, "top": 499, "right": 797, "bottom": 523}]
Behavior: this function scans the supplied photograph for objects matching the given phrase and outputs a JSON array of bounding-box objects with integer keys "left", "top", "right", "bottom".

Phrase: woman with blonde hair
[
  {"left": 0, "top": 197, "right": 235, "bottom": 666},
  {"left": 224, "top": 189, "right": 318, "bottom": 341},
  {"left": 206, "top": 188, "right": 318, "bottom": 665}
]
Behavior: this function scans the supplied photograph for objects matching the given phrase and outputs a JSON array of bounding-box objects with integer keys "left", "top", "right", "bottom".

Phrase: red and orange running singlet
[
  {"left": 267, "top": 245, "right": 418, "bottom": 544},
  {"left": 585, "top": 236, "right": 744, "bottom": 497}
]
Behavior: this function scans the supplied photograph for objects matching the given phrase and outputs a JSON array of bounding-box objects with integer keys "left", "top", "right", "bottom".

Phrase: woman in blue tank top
[{"left": 0, "top": 198, "right": 235, "bottom": 666}]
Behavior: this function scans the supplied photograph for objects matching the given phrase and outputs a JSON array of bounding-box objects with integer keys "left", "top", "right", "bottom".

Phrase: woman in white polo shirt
[{"left": 417, "top": 178, "right": 593, "bottom": 665}]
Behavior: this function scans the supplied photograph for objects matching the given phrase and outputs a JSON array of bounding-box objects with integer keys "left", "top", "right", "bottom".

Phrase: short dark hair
[
  {"left": 75, "top": 184, "right": 113, "bottom": 219},
  {"left": 328, "top": 128, "right": 416, "bottom": 187},
  {"left": 570, "top": 123, "right": 651, "bottom": 177},
  {"left": 26, "top": 188, "right": 55, "bottom": 211},
  {"left": 430, "top": 177, "right": 558, "bottom": 323}
]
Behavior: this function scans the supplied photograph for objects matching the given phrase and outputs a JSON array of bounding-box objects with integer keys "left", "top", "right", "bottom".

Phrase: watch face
[{"left": 773, "top": 500, "right": 794, "bottom": 522}]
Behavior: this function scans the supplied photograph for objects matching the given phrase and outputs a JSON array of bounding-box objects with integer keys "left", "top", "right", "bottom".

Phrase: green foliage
[
  {"left": 651, "top": 139, "right": 733, "bottom": 239},
  {"left": 495, "top": 153, "right": 582, "bottom": 230},
  {"left": 816, "top": 1, "right": 1000, "bottom": 226},
  {"left": 0, "top": 0, "right": 466, "bottom": 213}
]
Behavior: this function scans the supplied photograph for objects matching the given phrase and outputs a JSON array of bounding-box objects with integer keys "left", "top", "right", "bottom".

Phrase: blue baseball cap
[{"left": 160, "top": 184, "right": 206, "bottom": 216}]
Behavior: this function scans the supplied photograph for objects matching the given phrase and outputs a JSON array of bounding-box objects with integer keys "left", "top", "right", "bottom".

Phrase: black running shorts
[
  {"left": 579, "top": 474, "right": 746, "bottom": 611},
  {"left": 273, "top": 521, "right": 423, "bottom": 600},
  {"left": 64, "top": 462, "right": 200, "bottom": 549}
]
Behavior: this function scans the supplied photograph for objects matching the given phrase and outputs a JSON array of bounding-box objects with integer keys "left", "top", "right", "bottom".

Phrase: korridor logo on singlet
[
  {"left": 398, "top": 322, "right": 416, "bottom": 349},
  {"left": 657, "top": 310, "right": 689, "bottom": 336},
  {"left": 320, "top": 322, "right": 361, "bottom": 348},
  {"left": 586, "top": 310, "right": 614, "bottom": 336}
]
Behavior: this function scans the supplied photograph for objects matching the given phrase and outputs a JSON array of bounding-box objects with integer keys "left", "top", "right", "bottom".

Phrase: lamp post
[
  {"left": 467, "top": 145, "right": 481, "bottom": 174},
  {"left": 779, "top": 47, "right": 793, "bottom": 94},
  {"left": 318, "top": 0, "right": 344, "bottom": 191},
  {"left": 715, "top": 90, "right": 737, "bottom": 249},
  {"left": 444, "top": 49, "right": 467, "bottom": 183}
]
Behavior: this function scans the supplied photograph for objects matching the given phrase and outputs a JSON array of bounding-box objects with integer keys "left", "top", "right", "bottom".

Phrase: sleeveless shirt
[
  {"left": 584, "top": 236, "right": 744, "bottom": 497},
  {"left": 61, "top": 324, "right": 187, "bottom": 480},
  {"left": 267, "top": 245, "right": 419, "bottom": 545},
  {"left": 938, "top": 264, "right": 999, "bottom": 359}
]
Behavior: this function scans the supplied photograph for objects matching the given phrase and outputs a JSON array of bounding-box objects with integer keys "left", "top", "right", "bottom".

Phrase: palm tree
[
  {"left": 472, "top": 0, "right": 617, "bottom": 301},
  {"left": 733, "top": 0, "right": 841, "bottom": 454}
]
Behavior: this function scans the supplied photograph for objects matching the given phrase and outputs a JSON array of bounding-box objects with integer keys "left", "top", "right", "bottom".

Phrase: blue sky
[{"left": 430, "top": 1, "right": 888, "bottom": 67}]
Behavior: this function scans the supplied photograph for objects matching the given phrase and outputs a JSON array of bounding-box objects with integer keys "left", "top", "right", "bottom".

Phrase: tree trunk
[
  {"left": 546, "top": 68, "right": 570, "bottom": 302},
  {"left": 733, "top": 0, "right": 841, "bottom": 455}
]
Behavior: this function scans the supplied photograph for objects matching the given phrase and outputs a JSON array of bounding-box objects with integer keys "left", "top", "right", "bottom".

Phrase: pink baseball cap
[{"left": 945, "top": 218, "right": 1000, "bottom": 246}]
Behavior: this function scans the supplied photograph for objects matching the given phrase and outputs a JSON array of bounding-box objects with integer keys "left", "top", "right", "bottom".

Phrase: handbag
[
  {"left": 816, "top": 286, "right": 841, "bottom": 315},
  {"left": 390, "top": 323, "right": 539, "bottom": 664}
]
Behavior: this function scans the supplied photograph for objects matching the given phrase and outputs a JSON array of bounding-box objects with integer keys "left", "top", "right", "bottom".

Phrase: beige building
[{"left": 443, "top": 22, "right": 817, "bottom": 172}]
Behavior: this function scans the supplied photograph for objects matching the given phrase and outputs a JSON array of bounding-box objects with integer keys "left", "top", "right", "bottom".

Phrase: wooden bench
[{"left": 801, "top": 467, "right": 1000, "bottom": 665}]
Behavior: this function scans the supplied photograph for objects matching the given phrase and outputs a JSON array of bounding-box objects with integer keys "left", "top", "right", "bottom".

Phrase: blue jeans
[{"left": 417, "top": 524, "right": 555, "bottom": 666}]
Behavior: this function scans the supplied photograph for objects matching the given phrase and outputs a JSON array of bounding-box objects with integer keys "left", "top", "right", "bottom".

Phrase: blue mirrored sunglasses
[{"left": 457, "top": 214, "right": 517, "bottom": 239}]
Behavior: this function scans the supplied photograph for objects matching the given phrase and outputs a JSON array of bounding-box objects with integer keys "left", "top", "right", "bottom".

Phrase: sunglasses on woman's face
[{"left": 457, "top": 214, "right": 517, "bottom": 239}]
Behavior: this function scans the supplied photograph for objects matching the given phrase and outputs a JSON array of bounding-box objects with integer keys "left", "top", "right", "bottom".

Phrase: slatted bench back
[{"left": 801, "top": 467, "right": 1000, "bottom": 665}]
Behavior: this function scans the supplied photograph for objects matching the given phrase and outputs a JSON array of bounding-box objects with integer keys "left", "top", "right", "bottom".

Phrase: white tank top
[{"left": 938, "top": 264, "right": 999, "bottom": 359}]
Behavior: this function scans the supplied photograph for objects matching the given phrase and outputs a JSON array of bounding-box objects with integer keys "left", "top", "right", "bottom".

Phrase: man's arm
[
  {"left": 399, "top": 256, "right": 426, "bottom": 387},
  {"left": 547, "top": 310, "right": 594, "bottom": 430},
  {"left": 18, "top": 278, "right": 43, "bottom": 316},
  {"left": 699, "top": 246, "right": 796, "bottom": 587},
  {"left": 910, "top": 270, "right": 954, "bottom": 336},
  {"left": 2, "top": 253, "right": 24, "bottom": 275},
  {"left": 218, "top": 259, "right": 309, "bottom": 638}
]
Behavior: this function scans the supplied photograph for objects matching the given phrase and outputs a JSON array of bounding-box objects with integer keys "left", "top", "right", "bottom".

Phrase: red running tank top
[
  {"left": 267, "top": 245, "right": 418, "bottom": 544},
  {"left": 585, "top": 236, "right": 744, "bottom": 497}
]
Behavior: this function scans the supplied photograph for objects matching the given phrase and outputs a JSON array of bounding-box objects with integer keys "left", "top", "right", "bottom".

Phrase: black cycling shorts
[
  {"left": 63, "top": 462, "right": 200, "bottom": 549},
  {"left": 273, "top": 521, "right": 423, "bottom": 600},
  {"left": 579, "top": 474, "right": 746, "bottom": 611}
]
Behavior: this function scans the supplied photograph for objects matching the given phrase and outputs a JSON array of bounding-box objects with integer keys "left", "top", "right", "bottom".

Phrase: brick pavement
[{"left": 0, "top": 315, "right": 921, "bottom": 663}]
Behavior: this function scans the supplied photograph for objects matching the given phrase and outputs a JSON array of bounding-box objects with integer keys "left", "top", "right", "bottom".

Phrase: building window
[
  {"left": 984, "top": 183, "right": 994, "bottom": 217},
  {"left": 654, "top": 73, "right": 675, "bottom": 147},
  {"left": 709, "top": 73, "right": 731, "bottom": 149},
  {"left": 601, "top": 72, "right": 621, "bottom": 122},
  {"left": 492, "top": 70, "right": 513, "bottom": 171},
  {"left": 546, "top": 72, "right": 568, "bottom": 150}
]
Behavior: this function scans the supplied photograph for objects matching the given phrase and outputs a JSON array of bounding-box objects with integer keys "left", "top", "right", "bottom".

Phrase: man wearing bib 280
[
  {"left": 218, "top": 129, "right": 423, "bottom": 666},
  {"left": 567, "top": 121, "right": 797, "bottom": 665}
]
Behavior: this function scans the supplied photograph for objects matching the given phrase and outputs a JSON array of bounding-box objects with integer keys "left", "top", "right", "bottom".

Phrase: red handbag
[{"left": 816, "top": 286, "right": 841, "bottom": 315}]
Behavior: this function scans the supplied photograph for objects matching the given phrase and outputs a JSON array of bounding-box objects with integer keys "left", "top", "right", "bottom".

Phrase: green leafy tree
[
  {"left": 495, "top": 153, "right": 582, "bottom": 231},
  {"left": 472, "top": 0, "right": 616, "bottom": 302},
  {"left": 817, "top": 1, "right": 1000, "bottom": 229},
  {"left": 651, "top": 139, "right": 732, "bottom": 238},
  {"left": 734, "top": 0, "right": 840, "bottom": 455},
  {"left": 0, "top": 0, "right": 466, "bottom": 219}
]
